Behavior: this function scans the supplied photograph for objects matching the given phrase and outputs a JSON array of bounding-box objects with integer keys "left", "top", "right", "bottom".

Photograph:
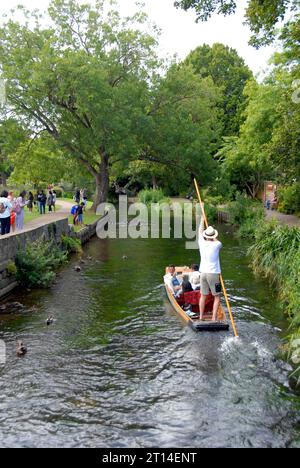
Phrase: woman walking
[
  {"left": 27, "top": 192, "right": 34, "bottom": 213},
  {"left": 7, "top": 191, "right": 16, "bottom": 232},
  {"left": 15, "top": 191, "right": 27, "bottom": 231},
  {"left": 52, "top": 190, "right": 57, "bottom": 212},
  {"left": 47, "top": 191, "right": 54, "bottom": 212}
]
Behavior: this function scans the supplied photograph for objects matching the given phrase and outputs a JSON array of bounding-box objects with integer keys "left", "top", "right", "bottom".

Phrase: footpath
[
  {"left": 265, "top": 209, "right": 300, "bottom": 228},
  {"left": 1, "top": 200, "right": 74, "bottom": 239}
]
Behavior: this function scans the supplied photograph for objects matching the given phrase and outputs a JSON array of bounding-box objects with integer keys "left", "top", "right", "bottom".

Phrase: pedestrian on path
[
  {"left": 15, "top": 191, "right": 27, "bottom": 231},
  {"left": 47, "top": 191, "right": 54, "bottom": 212},
  {"left": 0, "top": 190, "right": 12, "bottom": 235},
  {"left": 52, "top": 190, "right": 57, "bottom": 212},
  {"left": 39, "top": 191, "right": 47, "bottom": 214},
  {"left": 28, "top": 192, "right": 34, "bottom": 213},
  {"left": 7, "top": 191, "right": 16, "bottom": 232}
]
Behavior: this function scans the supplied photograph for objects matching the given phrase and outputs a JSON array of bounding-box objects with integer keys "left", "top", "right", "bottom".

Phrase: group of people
[
  {"left": 0, "top": 189, "right": 58, "bottom": 236},
  {"left": 164, "top": 211, "right": 223, "bottom": 322},
  {"left": 36, "top": 190, "right": 57, "bottom": 214},
  {"left": 0, "top": 190, "right": 28, "bottom": 235}
]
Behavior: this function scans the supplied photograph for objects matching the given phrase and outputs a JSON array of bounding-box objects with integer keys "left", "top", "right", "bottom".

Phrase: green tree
[
  {"left": 0, "top": 119, "right": 28, "bottom": 185},
  {"left": 137, "top": 63, "right": 222, "bottom": 192},
  {"left": 175, "top": 0, "right": 299, "bottom": 46},
  {"left": 220, "top": 80, "right": 281, "bottom": 197},
  {"left": 185, "top": 43, "right": 252, "bottom": 136},
  {"left": 8, "top": 136, "right": 70, "bottom": 188},
  {"left": 0, "top": 0, "right": 158, "bottom": 206}
]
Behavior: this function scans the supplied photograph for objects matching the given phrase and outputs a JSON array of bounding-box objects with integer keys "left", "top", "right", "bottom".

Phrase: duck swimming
[
  {"left": 16, "top": 340, "right": 27, "bottom": 357},
  {"left": 46, "top": 316, "right": 54, "bottom": 326}
]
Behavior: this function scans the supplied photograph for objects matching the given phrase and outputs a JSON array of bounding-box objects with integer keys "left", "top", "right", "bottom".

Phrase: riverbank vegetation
[
  {"left": 14, "top": 240, "right": 67, "bottom": 288},
  {"left": 226, "top": 198, "right": 300, "bottom": 381}
]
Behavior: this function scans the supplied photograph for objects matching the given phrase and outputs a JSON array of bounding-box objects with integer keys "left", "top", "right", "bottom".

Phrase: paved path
[
  {"left": 1, "top": 200, "right": 74, "bottom": 239},
  {"left": 265, "top": 209, "right": 300, "bottom": 228}
]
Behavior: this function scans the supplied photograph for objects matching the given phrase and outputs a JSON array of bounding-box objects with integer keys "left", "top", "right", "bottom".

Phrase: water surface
[{"left": 0, "top": 227, "right": 299, "bottom": 448}]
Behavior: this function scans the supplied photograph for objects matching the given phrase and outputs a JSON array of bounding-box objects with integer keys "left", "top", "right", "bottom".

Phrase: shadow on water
[{"left": 0, "top": 225, "right": 299, "bottom": 448}]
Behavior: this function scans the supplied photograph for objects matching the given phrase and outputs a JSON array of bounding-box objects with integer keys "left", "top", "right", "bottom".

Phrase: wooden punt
[{"left": 164, "top": 266, "right": 229, "bottom": 332}]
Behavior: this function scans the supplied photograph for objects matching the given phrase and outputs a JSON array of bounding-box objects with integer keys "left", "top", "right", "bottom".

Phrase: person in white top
[
  {"left": 198, "top": 213, "right": 222, "bottom": 322},
  {"left": 0, "top": 190, "right": 12, "bottom": 235},
  {"left": 164, "top": 264, "right": 182, "bottom": 296},
  {"left": 189, "top": 264, "right": 201, "bottom": 290}
]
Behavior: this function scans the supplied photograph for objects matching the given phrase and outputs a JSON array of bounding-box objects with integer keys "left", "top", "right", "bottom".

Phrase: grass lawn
[
  {"left": 60, "top": 198, "right": 101, "bottom": 232},
  {"left": 68, "top": 210, "right": 101, "bottom": 232},
  {"left": 61, "top": 197, "right": 94, "bottom": 210}
]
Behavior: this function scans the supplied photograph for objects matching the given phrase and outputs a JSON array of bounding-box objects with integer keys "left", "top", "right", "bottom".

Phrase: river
[{"left": 0, "top": 226, "right": 299, "bottom": 448}]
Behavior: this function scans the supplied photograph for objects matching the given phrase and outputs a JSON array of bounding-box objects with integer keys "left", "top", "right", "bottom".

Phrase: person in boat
[
  {"left": 189, "top": 264, "right": 201, "bottom": 291},
  {"left": 198, "top": 214, "right": 222, "bottom": 322},
  {"left": 182, "top": 275, "right": 193, "bottom": 293},
  {"left": 164, "top": 264, "right": 182, "bottom": 297}
]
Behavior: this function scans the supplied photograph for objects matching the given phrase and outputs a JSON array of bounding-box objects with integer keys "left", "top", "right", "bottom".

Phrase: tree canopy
[
  {"left": 175, "top": 0, "right": 299, "bottom": 46},
  {"left": 185, "top": 43, "right": 252, "bottom": 136},
  {"left": 0, "top": 0, "right": 224, "bottom": 203}
]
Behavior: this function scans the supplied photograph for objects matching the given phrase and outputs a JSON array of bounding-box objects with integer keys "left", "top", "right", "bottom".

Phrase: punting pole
[{"left": 194, "top": 178, "right": 238, "bottom": 337}]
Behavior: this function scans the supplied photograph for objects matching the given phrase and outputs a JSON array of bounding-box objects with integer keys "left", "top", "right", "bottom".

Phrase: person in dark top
[
  {"left": 76, "top": 202, "right": 84, "bottom": 225},
  {"left": 74, "top": 188, "right": 80, "bottom": 204},
  {"left": 27, "top": 192, "right": 34, "bottom": 213},
  {"left": 182, "top": 275, "right": 193, "bottom": 293},
  {"left": 39, "top": 191, "right": 47, "bottom": 214}
]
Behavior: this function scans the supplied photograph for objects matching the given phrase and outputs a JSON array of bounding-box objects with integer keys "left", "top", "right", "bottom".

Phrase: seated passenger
[
  {"left": 164, "top": 264, "right": 182, "bottom": 296},
  {"left": 182, "top": 275, "right": 193, "bottom": 293},
  {"left": 189, "top": 264, "right": 201, "bottom": 290}
]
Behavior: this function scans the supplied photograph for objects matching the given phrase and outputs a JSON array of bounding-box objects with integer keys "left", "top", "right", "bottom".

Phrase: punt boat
[{"left": 164, "top": 266, "right": 229, "bottom": 332}]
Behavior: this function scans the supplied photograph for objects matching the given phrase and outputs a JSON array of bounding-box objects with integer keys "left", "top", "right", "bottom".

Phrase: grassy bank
[{"left": 226, "top": 197, "right": 300, "bottom": 382}]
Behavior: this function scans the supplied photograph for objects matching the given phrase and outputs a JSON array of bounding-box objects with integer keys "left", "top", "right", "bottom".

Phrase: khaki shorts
[{"left": 201, "top": 273, "right": 222, "bottom": 296}]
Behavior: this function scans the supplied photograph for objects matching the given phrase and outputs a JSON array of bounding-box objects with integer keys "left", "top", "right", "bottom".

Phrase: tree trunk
[
  {"left": 152, "top": 174, "right": 158, "bottom": 190},
  {"left": 0, "top": 172, "right": 7, "bottom": 187},
  {"left": 92, "top": 152, "right": 110, "bottom": 211}
]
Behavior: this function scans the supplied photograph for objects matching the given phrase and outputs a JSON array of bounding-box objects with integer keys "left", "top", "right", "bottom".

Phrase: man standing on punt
[{"left": 198, "top": 212, "right": 222, "bottom": 322}]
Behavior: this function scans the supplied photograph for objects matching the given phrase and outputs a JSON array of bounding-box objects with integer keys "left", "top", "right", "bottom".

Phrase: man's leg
[
  {"left": 199, "top": 294, "right": 207, "bottom": 321},
  {"left": 199, "top": 273, "right": 210, "bottom": 320}
]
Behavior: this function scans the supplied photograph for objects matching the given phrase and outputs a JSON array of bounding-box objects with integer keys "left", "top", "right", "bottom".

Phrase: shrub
[
  {"left": 61, "top": 235, "right": 83, "bottom": 254},
  {"left": 52, "top": 186, "right": 64, "bottom": 198},
  {"left": 278, "top": 183, "right": 300, "bottom": 214},
  {"left": 7, "top": 261, "right": 17, "bottom": 276},
  {"left": 229, "top": 193, "right": 264, "bottom": 238},
  {"left": 63, "top": 191, "right": 76, "bottom": 200},
  {"left": 248, "top": 222, "right": 300, "bottom": 379},
  {"left": 205, "top": 204, "right": 218, "bottom": 223},
  {"left": 138, "top": 188, "right": 169, "bottom": 205},
  {"left": 15, "top": 240, "right": 67, "bottom": 288}
]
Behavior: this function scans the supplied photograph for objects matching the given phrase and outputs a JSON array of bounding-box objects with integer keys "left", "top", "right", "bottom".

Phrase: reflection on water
[{"left": 0, "top": 227, "right": 299, "bottom": 448}]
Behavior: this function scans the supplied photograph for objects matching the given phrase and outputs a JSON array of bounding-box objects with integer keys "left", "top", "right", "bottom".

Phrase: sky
[{"left": 0, "top": 0, "right": 279, "bottom": 77}]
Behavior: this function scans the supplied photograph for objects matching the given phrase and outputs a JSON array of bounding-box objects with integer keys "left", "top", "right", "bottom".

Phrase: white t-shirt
[
  {"left": 164, "top": 273, "right": 182, "bottom": 292},
  {"left": 198, "top": 236, "right": 222, "bottom": 274},
  {"left": 0, "top": 197, "right": 12, "bottom": 219},
  {"left": 189, "top": 271, "right": 201, "bottom": 289}
]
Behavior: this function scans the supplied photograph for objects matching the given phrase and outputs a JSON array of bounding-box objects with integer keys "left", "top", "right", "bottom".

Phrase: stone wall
[
  {"left": 0, "top": 218, "right": 70, "bottom": 299},
  {"left": 72, "top": 220, "right": 99, "bottom": 244}
]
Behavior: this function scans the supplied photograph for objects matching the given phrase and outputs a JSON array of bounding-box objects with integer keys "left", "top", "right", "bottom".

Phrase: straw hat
[{"left": 203, "top": 226, "right": 219, "bottom": 240}]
